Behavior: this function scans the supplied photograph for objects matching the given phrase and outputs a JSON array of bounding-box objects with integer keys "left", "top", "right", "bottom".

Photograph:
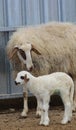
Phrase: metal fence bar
[{"left": 0, "top": 0, "right": 76, "bottom": 99}]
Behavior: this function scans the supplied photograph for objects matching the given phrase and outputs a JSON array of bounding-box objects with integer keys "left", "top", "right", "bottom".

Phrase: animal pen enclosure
[{"left": 0, "top": 0, "right": 76, "bottom": 99}]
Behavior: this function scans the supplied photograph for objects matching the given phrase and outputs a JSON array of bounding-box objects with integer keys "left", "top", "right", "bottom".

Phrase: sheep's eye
[
  {"left": 19, "top": 49, "right": 26, "bottom": 60},
  {"left": 20, "top": 76, "right": 24, "bottom": 80}
]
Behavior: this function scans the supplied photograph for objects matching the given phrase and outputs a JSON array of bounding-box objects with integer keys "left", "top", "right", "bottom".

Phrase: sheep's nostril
[{"left": 29, "top": 66, "right": 34, "bottom": 71}]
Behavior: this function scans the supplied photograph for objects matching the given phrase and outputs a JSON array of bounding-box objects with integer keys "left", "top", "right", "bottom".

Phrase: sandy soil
[{"left": 0, "top": 106, "right": 76, "bottom": 130}]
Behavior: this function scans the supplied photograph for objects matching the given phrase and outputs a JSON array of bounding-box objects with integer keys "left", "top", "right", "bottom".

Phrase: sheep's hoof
[{"left": 72, "top": 105, "right": 76, "bottom": 112}]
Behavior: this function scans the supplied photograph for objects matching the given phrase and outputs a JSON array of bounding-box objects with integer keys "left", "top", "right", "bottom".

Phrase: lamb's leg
[
  {"left": 61, "top": 92, "right": 72, "bottom": 124},
  {"left": 42, "top": 103, "right": 50, "bottom": 126},
  {"left": 38, "top": 100, "right": 44, "bottom": 125},
  {"left": 73, "top": 78, "right": 76, "bottom": 111},
  {"left": 36, "top": 99, "right": 42, "bottom": 117},
  {"left": 21, "top": 88, "right": 28, "bottom": 117},
  {"left": 39, "top": 96, "right": 50, "bottom": 126}
]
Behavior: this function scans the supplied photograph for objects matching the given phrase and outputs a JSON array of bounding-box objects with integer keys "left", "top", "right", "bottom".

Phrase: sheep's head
[
  {"left": 15, "top": 71, "right": 30, "bottom": 86},
  {"left": 9, "top": 43, "right": 41, "bottom": 71}
]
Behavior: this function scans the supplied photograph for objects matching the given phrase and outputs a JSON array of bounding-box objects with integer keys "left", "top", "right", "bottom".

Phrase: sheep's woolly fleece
[{"left": 6, "top": 22, "right": 76, "bottom": 77}]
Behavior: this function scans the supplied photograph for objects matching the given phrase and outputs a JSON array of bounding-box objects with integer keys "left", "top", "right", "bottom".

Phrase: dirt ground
[{"left": 0, "top": 106, "right": 76, "bottom": 130}]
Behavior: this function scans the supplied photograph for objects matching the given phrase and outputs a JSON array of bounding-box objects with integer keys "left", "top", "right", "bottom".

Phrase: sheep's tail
[{"left": 70, "top": 80, "right": 75, "bottom": 111}]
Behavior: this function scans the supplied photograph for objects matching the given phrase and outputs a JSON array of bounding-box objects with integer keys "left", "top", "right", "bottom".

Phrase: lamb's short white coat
[{"left": 15, "top": 71, "right": 74, "bottom": 126}]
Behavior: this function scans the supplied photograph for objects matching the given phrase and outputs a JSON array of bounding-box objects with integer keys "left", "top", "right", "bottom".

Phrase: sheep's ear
[
  {"left": 10, "top": 46, "right": 26, "bottom": 60},
  {"left": 31, "top": 45, "right": 41, "bottom": 55},
  {"left": 9, "top": 47, "right": 18, "bottom": 60},
  {"left": 24, "top": 74, "right": 29, "bottom": 82}
]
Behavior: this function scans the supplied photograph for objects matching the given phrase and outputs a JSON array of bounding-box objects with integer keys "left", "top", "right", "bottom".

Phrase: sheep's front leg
[{"left": 21, "top": 88, "right": 28, "bottom": 117}]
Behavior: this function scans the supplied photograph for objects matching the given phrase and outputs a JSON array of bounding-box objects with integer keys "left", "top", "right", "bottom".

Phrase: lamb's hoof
[
  {"left": 43, "top": 119, "right": 50, "bottom": 126},
  {"left": 39, "top": 122, "right": 49, "bottom": 126},
  {"left": 36, "top": 111, "right": 41, "bottom": 118},
  {"left": 39, "top": 121, "right": 43, "bottom": 125},
  {"left": 61, "top": 119, "right": 68, "bottom": 124},
  {"left": 39, "top": 120, "right": 49, "bottom": 126},
  {"left": 21, "top": 111, "right": 28, "bottom": 118},
  {"left": 43, "top": 122, "right": 49, "bottom": 126}
]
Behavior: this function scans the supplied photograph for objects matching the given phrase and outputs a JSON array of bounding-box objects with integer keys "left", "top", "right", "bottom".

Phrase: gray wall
[{"left": 0, "top": 0, "right": 76, "bottom": 99}]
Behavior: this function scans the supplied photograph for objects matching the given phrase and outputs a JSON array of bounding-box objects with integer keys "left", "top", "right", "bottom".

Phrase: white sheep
[
  {"left": 6, "top": 22, "right": 76, "bottom": 117},
  {"left": 15, "top": 71, "right": 74, "bottom": 126}
]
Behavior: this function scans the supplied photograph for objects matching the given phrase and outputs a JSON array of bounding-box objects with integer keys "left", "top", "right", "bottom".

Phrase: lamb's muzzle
[{"left": 14, "top": 81, "right": 20, "bottom": 85}]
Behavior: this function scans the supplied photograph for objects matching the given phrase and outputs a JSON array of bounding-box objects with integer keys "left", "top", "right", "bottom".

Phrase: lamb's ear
[
  {"left": 31, "top": 45, "right": 41, "bottom": 55},
  {"left": 9, "top": 47, "right": 19, "bottom": 60},
  {"left": 24, "top": 74, "right": 30, "bottom": 82}
]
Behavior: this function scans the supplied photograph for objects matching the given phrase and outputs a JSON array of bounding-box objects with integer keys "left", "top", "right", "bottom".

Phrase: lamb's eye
[{"left": 20, "top": 76, "right": 24, "bottom": 80}]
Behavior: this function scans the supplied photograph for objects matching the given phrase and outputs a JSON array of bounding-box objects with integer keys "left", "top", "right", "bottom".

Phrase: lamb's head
[
  {"left": 9, "top": 43, "right": 41, "bottom": 71},
  {"left": 15, "top": 71, "right": 30, "bottom": 86}
]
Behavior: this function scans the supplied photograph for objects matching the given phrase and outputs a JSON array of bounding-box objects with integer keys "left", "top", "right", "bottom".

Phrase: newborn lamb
[{"left": 15, "top": 71, "right": 74, "bottom": 126}]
